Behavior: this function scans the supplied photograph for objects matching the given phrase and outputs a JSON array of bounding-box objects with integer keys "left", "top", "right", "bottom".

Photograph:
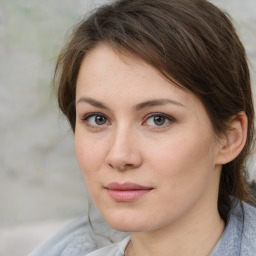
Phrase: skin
[{"left": 75, "top": 44, "right": 229, "bottom": 256}]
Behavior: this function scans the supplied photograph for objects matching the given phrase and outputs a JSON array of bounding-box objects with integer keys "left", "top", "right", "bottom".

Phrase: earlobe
[{"left": 216, "top": 111, "right": 248, "bottom": 165}]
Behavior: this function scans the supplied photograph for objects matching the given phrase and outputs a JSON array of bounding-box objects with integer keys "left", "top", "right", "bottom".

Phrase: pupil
[
  {"left": 95, "top": 116, "right": 106, "bottom": 125},
  {"left": 154, "top": 116, "right": 165, "bottom": 126}
]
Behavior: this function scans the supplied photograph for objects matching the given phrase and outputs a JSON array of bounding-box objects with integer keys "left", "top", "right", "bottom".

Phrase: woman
[{"left": 29, "top": 0, "right": 256, "bottom": 255}]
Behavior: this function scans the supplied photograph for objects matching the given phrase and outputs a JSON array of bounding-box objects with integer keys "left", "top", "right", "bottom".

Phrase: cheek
[
  {"left": 75, "top": 130, "right": 106, "bottom": 181},
  {"left": 148, "top": 130, "right": 217, "bottom": 190},
  {"left": 146, "top": 136, "right": 218, "bottom": 221}
]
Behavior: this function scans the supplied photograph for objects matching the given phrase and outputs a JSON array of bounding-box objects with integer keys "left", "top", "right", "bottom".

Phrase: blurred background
[{"left": 0, "top": 0, "right": 255, "bottom": 255}]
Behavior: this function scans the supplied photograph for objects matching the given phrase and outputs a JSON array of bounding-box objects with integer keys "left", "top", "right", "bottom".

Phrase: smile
[{"left": 105, "top": 182, "right": 153, "bottom": 202}]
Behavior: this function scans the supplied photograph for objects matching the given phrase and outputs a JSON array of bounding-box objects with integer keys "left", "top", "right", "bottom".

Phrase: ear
[{"left": 216, "top": 111, "right": 248, "bottom": 165}]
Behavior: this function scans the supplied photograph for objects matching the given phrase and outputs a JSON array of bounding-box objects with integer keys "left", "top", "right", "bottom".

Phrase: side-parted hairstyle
[{"left": 55, "top": 0, "right": 255, "bottom": 222}]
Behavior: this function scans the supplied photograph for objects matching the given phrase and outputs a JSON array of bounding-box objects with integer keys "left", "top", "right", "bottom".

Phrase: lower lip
[{"left": 106, "top": 189, "right": 152, "bottom": 202}]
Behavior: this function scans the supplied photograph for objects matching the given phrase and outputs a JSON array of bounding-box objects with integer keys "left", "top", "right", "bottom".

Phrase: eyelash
[
  {"left": 81, "top": 112, "right": 109, "bottom": 128},
  {"left": 81, "top": 112, "right": 175, "bottom": 128},
  {"left": 143, "top": 113, "right": 175, "bottom": 127}
]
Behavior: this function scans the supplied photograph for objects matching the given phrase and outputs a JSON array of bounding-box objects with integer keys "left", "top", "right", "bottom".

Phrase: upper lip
[{"left": 105, "top": 182, "right": 153, "bottom": 191}]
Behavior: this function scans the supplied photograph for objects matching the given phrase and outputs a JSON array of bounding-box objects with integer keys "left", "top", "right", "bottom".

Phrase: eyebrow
[
  {"left": 76, "top": 97, "right": 109, "bottom": 109},
  {"left": 135, "top": 99, "right": 185, "bottom": 110},
  {"left": 76, "top": 97, "right": 185, "bottom": 110}
]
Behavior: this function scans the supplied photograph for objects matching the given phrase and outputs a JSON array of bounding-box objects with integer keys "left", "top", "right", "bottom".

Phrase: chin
[{"left": 101, "top": 211, "right": 147, "bottom": 232}]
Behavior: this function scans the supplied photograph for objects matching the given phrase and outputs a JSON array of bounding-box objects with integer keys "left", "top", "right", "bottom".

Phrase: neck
[{"left": 128, "top": 199, "right": 224, "bottom": 256}]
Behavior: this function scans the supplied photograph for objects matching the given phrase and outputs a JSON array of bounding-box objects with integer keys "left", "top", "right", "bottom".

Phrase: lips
[{"left": 105, "top": 182, "right": 153, "bottom": 202}]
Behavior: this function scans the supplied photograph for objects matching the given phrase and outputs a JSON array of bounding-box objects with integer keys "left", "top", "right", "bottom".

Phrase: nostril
[
  {"left": 107, "top": 161, "right": 136, "bottom": 171},
  {"left": 105, "top": 141, "right": 142, "bottom": 170}
]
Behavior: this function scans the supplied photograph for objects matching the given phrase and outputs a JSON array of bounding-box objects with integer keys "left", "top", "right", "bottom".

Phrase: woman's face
[{"left": 75, "top": 44, "right": 223, "bottom": 232}]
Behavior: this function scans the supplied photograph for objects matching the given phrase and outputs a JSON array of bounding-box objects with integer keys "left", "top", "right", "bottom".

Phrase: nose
[{"left": 105, "top": 126, "right": 142, "bottom": 171}]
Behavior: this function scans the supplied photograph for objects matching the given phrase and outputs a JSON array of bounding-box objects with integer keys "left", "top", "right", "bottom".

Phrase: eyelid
[
  {"left": 80, "top": 112, "right": 175, "bottom": 128},
  {"left": 81, "top": 112, "right": 111, "bottom": 127},
  {"left": 81, "top": 112, "right": 108, "bottom": 121},
  {"left": 143, "top": 112, "right": 175, "bottom": 126}
]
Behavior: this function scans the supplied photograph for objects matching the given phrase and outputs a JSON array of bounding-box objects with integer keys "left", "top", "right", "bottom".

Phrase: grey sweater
[{"left": 28, "top": 200, "right": 256, "bottom": 256}]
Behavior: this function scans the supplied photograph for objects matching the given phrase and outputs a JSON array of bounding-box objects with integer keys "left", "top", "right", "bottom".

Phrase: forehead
[{"left": 76, "top": 44, "right": 204, "bottom": 113}]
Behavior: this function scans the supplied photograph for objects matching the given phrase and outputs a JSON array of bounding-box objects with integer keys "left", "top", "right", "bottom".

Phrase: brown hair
[{"left": 55, "top": 0, "right": 255, "bottom": 222}]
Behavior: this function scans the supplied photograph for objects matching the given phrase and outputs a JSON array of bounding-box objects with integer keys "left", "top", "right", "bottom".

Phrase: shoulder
[
  {"left": 27, "top": 216, "right": 97, "bottom": 256},
  {"left": 240, "top": 201, "right": 256, "bottom": 255},
  {"left": 215, "top": 200, "right": 256, "bottom": 256},
  {"left": 28, "top": 215, "right": 127, "bottom": 256},
  {"left": 85, "top": 237, "right": 130, "bottom": 256}
]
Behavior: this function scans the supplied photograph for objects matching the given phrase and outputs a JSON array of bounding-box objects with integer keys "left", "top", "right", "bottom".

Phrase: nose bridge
[
  {"left": 106, "top": 122, "right": 141, "bottom": 170},
  {"left": 109, "top": 123, "right": 134, "bottom": 158}
]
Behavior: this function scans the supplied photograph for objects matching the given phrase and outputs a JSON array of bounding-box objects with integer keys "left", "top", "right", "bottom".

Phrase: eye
[
  {"left": 82, "top": 113, "right": 109, "bottom": 127},
  {"left": 143, "top": 113, "right": 174, "bottom": 127}
]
